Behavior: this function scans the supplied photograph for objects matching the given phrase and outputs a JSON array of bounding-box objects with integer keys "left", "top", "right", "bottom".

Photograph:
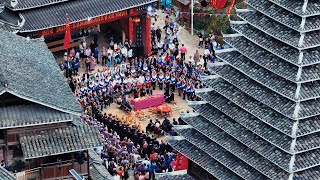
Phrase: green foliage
[{"left": 8, "top": 160, "right": 25, "bottom": 172}]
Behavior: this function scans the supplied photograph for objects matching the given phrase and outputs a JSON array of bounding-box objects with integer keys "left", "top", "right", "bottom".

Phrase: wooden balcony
[{"left": 15, "top": 160, "right": 88, "bottom": 180}]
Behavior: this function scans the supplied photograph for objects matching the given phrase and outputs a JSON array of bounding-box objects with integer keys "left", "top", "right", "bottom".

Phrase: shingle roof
[
  {"left": 88, "top": 149, "right": 114, "bottom": 180},
  {"left": 157, "top": 174, "right": 195, "bottom": 180},
  {"left": 0, "top": 6, "right": 22, "bottom": 26},
  {"left": 0, "top": 166, "right": 16, "bottom": 180},
  {"left": 0, "top": 30, "right": 82, "bottom": 115},
  {"left": 19, "top": 125, "right": 101, "bottom": 159},
  {"left": 19, "top": 0, "right": 157, "bottom": 32},
  {"left": 3, "top": 0, "right": 69, "bottom": 10},
  {"left": 167, "top": 137, "right": 242, "bottom": 180},
  {"left": 0, "top": 6, "right": 21, "bottom": 32},
  {"left": 0, "top": 104, "right": 76, "bottom": 129},
  {"left": 268, "top": 0, "right": 320, "bottom": 17}
]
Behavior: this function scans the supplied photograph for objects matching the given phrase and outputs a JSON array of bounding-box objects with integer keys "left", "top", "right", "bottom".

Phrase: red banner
[
  {"left": 63, "top": 19, "right": 71, "bottom": 49},
  {"left": 40, "top": 8, "right": 138, "bottom": 37}
]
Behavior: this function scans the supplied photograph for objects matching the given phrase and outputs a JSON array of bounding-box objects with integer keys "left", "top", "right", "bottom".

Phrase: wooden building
[
  {"left": 0, "top": 30, "right": 101, "bottom": 180},
  {"left": 0, "top": 0, "right": 157, "bottom": 55}
]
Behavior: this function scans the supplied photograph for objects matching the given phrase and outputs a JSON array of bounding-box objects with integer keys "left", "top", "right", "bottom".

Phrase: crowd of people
[
  {"left": 59, "top": 10, "right": 228, "bottom": 179},
  {"left": 82, "top": 108, "right": 189, "bottom": 179}
]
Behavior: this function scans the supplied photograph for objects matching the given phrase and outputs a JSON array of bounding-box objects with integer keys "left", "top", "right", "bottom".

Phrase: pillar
[
  {"left": 128, "top": 17, "right": 134, "bottom": 42},
  {"left": 142, "top": 15, "right": 151, "bottom": 55}
]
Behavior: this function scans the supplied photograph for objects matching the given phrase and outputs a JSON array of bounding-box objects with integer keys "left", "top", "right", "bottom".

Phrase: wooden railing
[
  {"left": 15, "top": 160, "right": 87, "bottom": 180},
  {"left": 15, "top": 167, "right": 41, "bottom": 180}
]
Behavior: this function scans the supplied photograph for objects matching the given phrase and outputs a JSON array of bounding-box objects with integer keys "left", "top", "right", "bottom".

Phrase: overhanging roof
[
  {"left": 0, "top": 167, "right": 16, "bottom": 180},
  {"left": 3, "top": 0, "right": 69, "bottom": 11},
  {"left": 18, "top": 0, "right": 157, "bottom": 32},
  {"left": 0, "top": 30, "right": 82, "bottom": 115},
  {"left": 20, "top": 125, "right": 101, "bottom": 159},
  {"left": 0, "top": 104, "right": 76, "bottom": 129}
]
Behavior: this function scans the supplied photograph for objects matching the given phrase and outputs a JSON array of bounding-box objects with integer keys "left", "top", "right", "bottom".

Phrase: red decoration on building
[
  {"left": 211, "top": 0, "right": 227, "bottom": 9},
  {"left": 128, "top": 17, "right": 134, "bottom": 41},
  {"left": 145, "top": 16, "right": 151, "bottom": 55},
  {"left": 63, "top": 18, "right": 71, "bottom": 50}
]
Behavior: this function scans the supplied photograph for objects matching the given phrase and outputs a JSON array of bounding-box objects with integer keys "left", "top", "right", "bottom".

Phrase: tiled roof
[
  {"left": 0, "top": 30, "right": 82, "bottom": 115},
  {"left": 0, "top": 6, "right": 21, "bottom": 32},
  {"left": 174, "top": 125, "right": 285, "bottom": 179},
  {"left": 223, "top": 36, "right": 320, "bottom": 83},
  {"left": 0, "top": 104, "right": 76, "bottom": 129},
  {"left": 3, "top": 0, "right": 69, "bottom": 10},
  {"left": 247, "top": 0, "right": 320, "bottom": 32},
  {"left": 19, "top": 125, "right": 101, "bottom": 159},
  {"left": 0, "top": 166, "right": 16, "bottom": 180},
  {"left": 179, "top": 1, "right": 320, "bottom": 178},
  {"left": 0, "top": 7, "right": 22, "bottom": 26},
  {"left": 157, "top": 174, "right": 195, "bottom": 180},
  {"left": 19, "top": 0, "right": 157, "bottom": 32},
  {"left": 167, "top": 137, "right": 242, "bottom": 180},
  {"left": 268, "top": 0, "right": 320, "bottom": 17},
  {"left": 88, "top": 149, "right": 114, "bottom": 180},
  {"left": 237, "top": 11, "right": 320, "bottom": 50}
]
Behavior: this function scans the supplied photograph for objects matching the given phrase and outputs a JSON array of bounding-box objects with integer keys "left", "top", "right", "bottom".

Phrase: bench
[{"left": 49, "top": 41, "right": 81, "bottom": 53}]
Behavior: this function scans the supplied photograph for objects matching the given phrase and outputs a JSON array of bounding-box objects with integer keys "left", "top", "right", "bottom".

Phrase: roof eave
[
  {"left": 6, "top": 89, "right": 82, "bottom": 116},
  {"left": 19, "top": 0, "right": 157, "bottom": 33}
]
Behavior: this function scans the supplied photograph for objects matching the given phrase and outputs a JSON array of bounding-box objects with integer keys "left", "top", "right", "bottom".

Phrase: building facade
[
  {"left": 169, "top": 0, "right": 320, "bottom": 179},
  {"left": 0, "top": 0, "right": 157, "bottom": 55},
  {"left": 0, "top": 30, "right": 101, "bottom": 180}
]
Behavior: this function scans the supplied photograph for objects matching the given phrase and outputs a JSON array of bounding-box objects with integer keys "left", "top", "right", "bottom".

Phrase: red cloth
[
  {"left": 174, "top": 153, "right": 188, "bottom": 171},
  {"left": 131, "top": 94, "right": 164, "bottom": 111},
  {"left": 63, "top": 18, "right": 71, "bottom": 50},
  {"left": 212, "top": 0, "right": 227, "bottom": 9}
]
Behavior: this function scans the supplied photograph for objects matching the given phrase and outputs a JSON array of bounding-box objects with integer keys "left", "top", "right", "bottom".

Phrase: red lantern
[
  {"left": 211, "top": 0, "right": 227, "bottom": 9},
  {"left": 133, "top": 17, "right": 141, "bottom": 23}
]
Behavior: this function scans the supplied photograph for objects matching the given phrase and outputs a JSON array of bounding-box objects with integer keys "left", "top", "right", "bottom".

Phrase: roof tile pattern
[
  {"left": 20, "top": 125, "right": 101, "bottom": 159},
  {"left": 4, "top": 0, "right": 69, "bottom": 10},
  {"left": 0, "top": 166, "right": 16, "bottom": 180},
  {"left": 0, "top": 30, "right": 81, "bottom": 114},
  {"left": 231, "top": 23, "right": 320, "bottom": 66},
  {"left": 268, "top": 0, "right": 320, "bottom": 17},
  {"left": 0, "top": 104, "right": 75, "bottom": 129},
  {"left": 177, "top": 1, "right": 320, "bottom": 178},
  {"left": 237, "top": 11, "right": 320, "bottom": 49},
  {"left": 167, "top": 138, "right": 242, "bottom": 180},
  {"left": 19, "top": 0, "right": 156, "bottom": 32},
  {"left": 247, "top": 0, "right": 320, "bottom": 32}
]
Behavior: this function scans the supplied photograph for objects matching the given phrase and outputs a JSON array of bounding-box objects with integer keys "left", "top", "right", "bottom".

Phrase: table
[{"left": 131, "top": 94, "right": 164, "bottom": 111}]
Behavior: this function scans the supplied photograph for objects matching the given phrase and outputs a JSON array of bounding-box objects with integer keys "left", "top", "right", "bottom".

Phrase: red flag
[{"left": 63, "top": 18, "right": 71, "bottom": 50}]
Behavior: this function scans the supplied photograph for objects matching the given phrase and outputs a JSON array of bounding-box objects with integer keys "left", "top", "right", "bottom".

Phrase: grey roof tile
[
  {"left": 19, "top": 125, "right": 101, "bottom": 159},
  {"left": 167, "top": 138, "right": 242, "bottom": 180},
  {"left": 188, "top": 104, "right": 320, "bottom": 173},
  {"left": 19, "top": 0, "right": 157, "bottom": 32},
  {"left": 0, "top": 166, "right": 16, "bottom": 180},
  {"left": 0, "top": 30, "right": 82, "bottom": 115},
  {"left": 237, "top": 11, "right": 320, "bottom": 49},
  {"left": 231, "top": 23, "right": 320, "bottom": 66},
  {"left": 0, "top": 7, "right": 21, "bottom": 26},
  {"left": 175, "top": 126, "right": 285, "bottom": 179},
  {"left": 3, "top": 0, "right": 68, "bottom": 10},
  {"left": 0, "top": 104, "right": 76, "bottom": 129},
  {"left": 217, "top": 51, "right": 320, "bottom": 103},
  {"left": 224, "top": 36, "right": 320, "bottom": 83},
  {"left": 208, "top": 64, "right": 320, "bottom": 120},
  {"left": 268, "top": 0, "right": 320, "bottom": 17},
  {"left": 247, "top": 0, "right": 320, "bottom": 32}
]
